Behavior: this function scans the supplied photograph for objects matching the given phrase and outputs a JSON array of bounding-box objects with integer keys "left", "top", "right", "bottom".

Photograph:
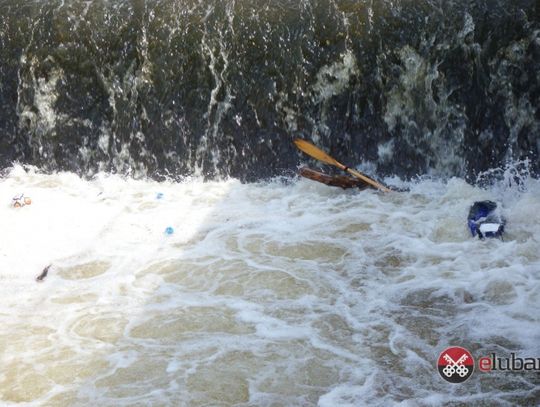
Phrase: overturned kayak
[{"left": 299, "top": 167, "right": 370, "bottom": 190}]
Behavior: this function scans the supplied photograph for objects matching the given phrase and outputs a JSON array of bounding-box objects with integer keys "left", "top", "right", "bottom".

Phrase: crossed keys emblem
[{"left": 442, "top": 353, "right": 469, "bottom": 377}]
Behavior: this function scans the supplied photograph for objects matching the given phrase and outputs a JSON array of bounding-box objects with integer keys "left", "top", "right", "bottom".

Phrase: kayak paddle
[{"left": 294, "top": 139, "right": 391, "bottom": 192}]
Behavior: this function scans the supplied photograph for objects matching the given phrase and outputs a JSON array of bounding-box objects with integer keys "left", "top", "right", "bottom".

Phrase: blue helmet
[{"left": 467, "top": 200, "right": 505, "bottom": 239}]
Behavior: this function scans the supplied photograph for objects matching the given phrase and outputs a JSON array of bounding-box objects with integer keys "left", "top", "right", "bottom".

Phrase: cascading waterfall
[{"left": 0, "top": 0, "right": 538, "bottom": 180}]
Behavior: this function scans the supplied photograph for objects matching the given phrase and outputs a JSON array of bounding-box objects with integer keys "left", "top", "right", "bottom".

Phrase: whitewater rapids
[{"left": 0, "top": 166, "right": 539, "bottom": 406}]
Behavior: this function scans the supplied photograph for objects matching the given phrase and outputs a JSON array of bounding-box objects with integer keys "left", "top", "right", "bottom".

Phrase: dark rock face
[{"left": 0, "top": 0, "right": 538, "bottom": 181}]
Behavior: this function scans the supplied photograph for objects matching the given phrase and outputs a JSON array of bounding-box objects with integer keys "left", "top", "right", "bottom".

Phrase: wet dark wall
[{"left": 0, "top": 0, "right": 539, "bottom": 181}]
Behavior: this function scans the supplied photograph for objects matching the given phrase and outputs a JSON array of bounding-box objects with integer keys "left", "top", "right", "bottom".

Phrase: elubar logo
[
  {"left": 438, "top": 347, "right": 540, "bottom": 383},
  {"left": 437, "top": 346, "right": 474, "bottom": 383}
]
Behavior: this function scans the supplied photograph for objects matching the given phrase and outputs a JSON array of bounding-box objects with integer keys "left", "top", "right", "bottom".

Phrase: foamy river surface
[{"left": 1, "top": 166, "right": 539, "bottom": 406}]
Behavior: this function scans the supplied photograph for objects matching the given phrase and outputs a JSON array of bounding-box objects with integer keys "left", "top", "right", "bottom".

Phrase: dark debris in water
[{"left": 36, "top": 264, "right": 51, "bottom": 282}]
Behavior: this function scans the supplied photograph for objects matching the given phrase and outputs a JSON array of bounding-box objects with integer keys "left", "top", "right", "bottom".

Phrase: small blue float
[{"left": 165, "top": 226, "right": 174, "bottom": 235}]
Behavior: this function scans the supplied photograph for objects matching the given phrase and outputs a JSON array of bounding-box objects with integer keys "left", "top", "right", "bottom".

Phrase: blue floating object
[
  {"left": 467, "top": 201, "right": 505, "bottom": 239},
  {"left": 165, "top": 226, "right": 174, "bottom": 235},
  {"left": 156, "top": 192, "right": 164, "bottom": 200}
]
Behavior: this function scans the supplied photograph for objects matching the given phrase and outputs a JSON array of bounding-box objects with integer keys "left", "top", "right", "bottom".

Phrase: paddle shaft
[{"left": 344, "top": 167, "right": 392, "bottom": 192}]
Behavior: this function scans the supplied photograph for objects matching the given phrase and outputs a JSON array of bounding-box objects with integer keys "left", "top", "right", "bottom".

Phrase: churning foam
[{"left": 0, "top": 165, "right": 539, "bottom": 406}]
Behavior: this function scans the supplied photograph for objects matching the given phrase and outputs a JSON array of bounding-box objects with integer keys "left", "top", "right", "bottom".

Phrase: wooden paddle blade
[{"left": 294, "top": 139, "right": 341, "bottom": 168}]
